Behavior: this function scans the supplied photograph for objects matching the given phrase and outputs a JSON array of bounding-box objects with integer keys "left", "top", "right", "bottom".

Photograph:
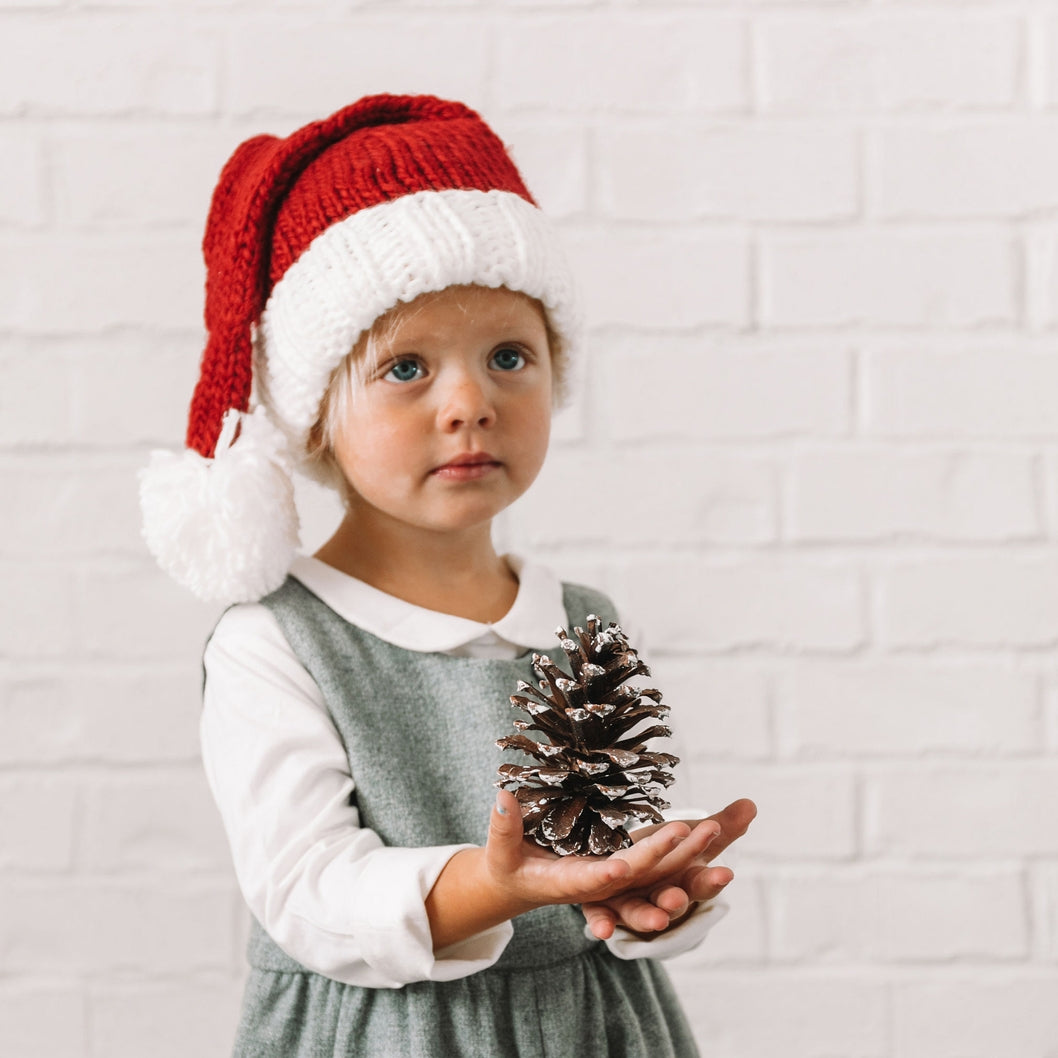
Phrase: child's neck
[{"left": 314, "top": 516, "right": 519, "bottom": 625}]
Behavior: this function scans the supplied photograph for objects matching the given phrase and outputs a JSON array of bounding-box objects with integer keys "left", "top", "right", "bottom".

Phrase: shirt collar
[{"left": 287, "top": 554, "right": 567, "bottom": 654}]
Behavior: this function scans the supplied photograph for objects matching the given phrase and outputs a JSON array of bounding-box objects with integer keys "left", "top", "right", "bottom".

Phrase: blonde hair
[{"left": 304, "top": 286, "right": 567, "bottom": 497}]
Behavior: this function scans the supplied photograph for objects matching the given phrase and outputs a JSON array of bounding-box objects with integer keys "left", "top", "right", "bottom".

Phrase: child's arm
[
  {"left": 424, "top": 790, "right": 718, "bottom": 951},
  {"left": 203, "top": 604, "right": 514, "bottom": 987}
]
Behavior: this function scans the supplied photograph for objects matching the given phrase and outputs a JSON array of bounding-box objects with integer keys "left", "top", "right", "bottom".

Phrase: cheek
[
  {"left": 517, "top": 397, "right": 552, "bottom": 472},
  {"left": 332, "top": 410, "right": 409, "bottom": 485}
]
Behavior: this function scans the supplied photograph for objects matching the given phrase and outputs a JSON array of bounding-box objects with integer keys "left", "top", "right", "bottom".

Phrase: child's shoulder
[
  {"left": 206, "top": 594, "right": 293, "bottom": 668},
  {"left": 558, "top": 579, "right": 622, "bottom": 628}
]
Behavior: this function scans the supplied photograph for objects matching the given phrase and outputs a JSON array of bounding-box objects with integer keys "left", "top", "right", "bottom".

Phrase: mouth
[{"left": 431, "top": 452, "right": 502, "bottom": 479}]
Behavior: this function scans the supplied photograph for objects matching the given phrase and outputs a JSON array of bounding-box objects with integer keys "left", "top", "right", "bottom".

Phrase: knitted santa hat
[{"left": 139, "top": 94, "right": 577, "bottom": 605}]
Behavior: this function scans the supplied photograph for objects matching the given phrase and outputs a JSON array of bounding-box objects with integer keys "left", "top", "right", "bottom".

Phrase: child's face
[{"left": 329, "top": 285, "right": 553, "bottom": 540}]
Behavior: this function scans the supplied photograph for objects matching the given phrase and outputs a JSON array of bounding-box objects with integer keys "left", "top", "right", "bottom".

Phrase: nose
[{"left": 437, "top": 367, "right": 496, "bottom": 431}]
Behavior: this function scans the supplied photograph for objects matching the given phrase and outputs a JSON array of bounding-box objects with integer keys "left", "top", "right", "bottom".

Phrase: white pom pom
[{"left": 139, "top": 407, "right": 300, "bottom": 605}]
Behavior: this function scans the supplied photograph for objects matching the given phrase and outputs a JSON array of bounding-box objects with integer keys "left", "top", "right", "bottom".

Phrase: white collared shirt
[{"left": 200, "top": 555, "right": 727, "bottom": 988}]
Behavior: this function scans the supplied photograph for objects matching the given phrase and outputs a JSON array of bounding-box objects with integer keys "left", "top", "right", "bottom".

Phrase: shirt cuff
[
  {"left": 318, "top": 844, "right": 514, "bottom": 985},
  {"left": 590, "top": 896, "right": 730, "bottom": 961}
]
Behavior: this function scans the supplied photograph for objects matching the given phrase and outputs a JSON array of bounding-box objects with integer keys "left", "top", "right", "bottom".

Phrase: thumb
[{"left": 486, "top": 789, "right": 525, "bottom": 871}]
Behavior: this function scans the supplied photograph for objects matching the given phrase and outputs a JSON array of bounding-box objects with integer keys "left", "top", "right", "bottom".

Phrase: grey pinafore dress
[{"left": 228, "top": 576, "right": 699, "bottom": 1058}]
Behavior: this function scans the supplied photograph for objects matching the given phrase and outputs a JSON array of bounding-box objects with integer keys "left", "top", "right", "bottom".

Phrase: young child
[{"left": 140, "top": 94, "right": 755, "bottom": 1058}]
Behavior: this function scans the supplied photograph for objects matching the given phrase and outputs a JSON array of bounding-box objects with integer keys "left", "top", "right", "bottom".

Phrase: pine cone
[{"left": 495, "top": 615, "right": 679, "bottom": 856}]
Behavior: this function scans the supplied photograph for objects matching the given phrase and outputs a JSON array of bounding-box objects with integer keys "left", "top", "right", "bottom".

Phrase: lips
[{"left": 431, "top": 452, "right": 502, "bottom": 479}]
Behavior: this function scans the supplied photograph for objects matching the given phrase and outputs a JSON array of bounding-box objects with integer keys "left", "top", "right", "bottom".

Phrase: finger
[
  {"left": 485, "top": 789, "right": 528, "bottom": 874},
  {"left": 683, "top": 864, "right": 734, "bottom": 904},
  {"left": 617, "top": 820, "right": 719, "bottom": 887},
  {"left": 703, "top": 799, "right": 757, "bottom": 860},
  {"left": 648, "top": 883, "right": 691, "bottom": 919},
  {"left": 678, "top": 819, "right": 722, "bottom": 861},
  {"left": 581, "top": 902, "right": 617, "bottom": 941},
  {"left": 552, "top": 853, "right": 636, "bottom": 903},
  {"left": 611, "top": 820, "right": 694, "bottom": 879},
  {"left": 606, "top": 892, "right": 672, "bottom": 934}
]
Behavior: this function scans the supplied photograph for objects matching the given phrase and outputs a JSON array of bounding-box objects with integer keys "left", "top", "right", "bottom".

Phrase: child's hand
[
  {"left": 579, "top": 798, "right": 757, "bottom": 941},
  {"left": 482, "top": 790, "right": 709, "bottom": 914}
]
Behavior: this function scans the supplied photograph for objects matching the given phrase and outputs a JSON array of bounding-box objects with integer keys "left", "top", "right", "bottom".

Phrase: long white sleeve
[{"left": 201, "top": 602, "right": 513, "bottom": 988}]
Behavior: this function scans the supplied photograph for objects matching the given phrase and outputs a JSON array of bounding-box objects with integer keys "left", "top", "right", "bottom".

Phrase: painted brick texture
[{"left": 2, "top": 2, "right": 1055, "bottom": 1056}]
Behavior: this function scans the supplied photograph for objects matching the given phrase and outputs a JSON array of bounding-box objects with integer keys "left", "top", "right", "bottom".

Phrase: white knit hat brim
[{"left": 254, "top": 187, "right": 578, "bottom": 462}]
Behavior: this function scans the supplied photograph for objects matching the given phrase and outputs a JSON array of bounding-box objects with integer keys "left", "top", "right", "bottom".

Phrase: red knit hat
[{"left": 139, "top": 95, "right": 577, "bottom": 604}]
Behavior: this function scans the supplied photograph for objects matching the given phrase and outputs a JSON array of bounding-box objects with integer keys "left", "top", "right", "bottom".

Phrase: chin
[{"left": 421, "top": 500, "right": 511, "bottom": 534}]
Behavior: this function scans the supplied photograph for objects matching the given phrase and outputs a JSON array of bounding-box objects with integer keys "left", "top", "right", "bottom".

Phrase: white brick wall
[{"left": 2, "top": 1, "right": 1055, "bottom": 1055}]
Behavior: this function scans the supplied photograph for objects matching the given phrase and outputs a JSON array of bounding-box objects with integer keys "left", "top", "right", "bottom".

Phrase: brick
[
  {"left": 759, "top": 12, "right": 1019, "bottom": 112},
  {"left": 894, "top": 975, "right": 1058, "bottom": 1058},
  {"left": 778, "top": 660, "right": 1038, "bottom": 757},
  {"left": 866, "top": 764, "right": 1058, "bottom": 857},
  {"left": 617, "top": 557, "right": 864, "bottom": 652},
  {"left": 773, "top": 868, "right": 1028, "bottom": 961},
  {"left": 760, "top": 231, "right": 1016, "bottom": 328},
  {"left": 687, "top": 765, "right": 856, "bottom": 861},
  {"left": 499, "top": 121, "right": 588, "bottom": 219},
  {"left": 879, "top": 556, "right": 1058, "bottom": 648},
  {"left": 0, "top": 131, "right": 44, "bottom": 226},
  {"left": 496, "top": 14, "right": 746, "bottom": 113},
  {"left": 1027, "top": 222, "right": 1058, "bottom": 329},
  {"left": 0, "top": 16, "right": 218, "bottom": 116},
  {"left": 874, "top": 120, "right": 1058, "bottom": 220},
  {"left": 0, "top": 880, "right": 234, "bottom": 973},
  {"left": 1046, "top": 13, "right": 1058, "bottom": 108},
  {"left": 0, "top": 987, "right": 87, "bottom": 1058},
  {"left": 567, "top": 230, "right": 750, "bottom": 328},
  {"left": 0, "top": 560, "right": 77, "bottom": 659},
  {"left": 1034, "top": 862, "right": 1058, "bottom": 960},
  {"left": 789, "top": 448, "right": 1039, "bottom": 542},
  {"left": 92, "top": 982, "right": 243, "bottom": 1058},
  {"left": 52, "top": 127, "right": 236, "bottom": 228},
  {"left": 80, "top": 773, "right": 231, "bottom": 874},
  {"left": 517, "top": 448, "right": 776, "bottom": 547},
  {"left": 648, "top": 657, "right": 771, "bottom": 762},
  {"left": 0, "top": 454, "right": 145, "bottom": 556},
  {"left": 1047, "top": 670, "right": 1058, "bottom": 755},
  {"left": 77, "top": 562, "right": 221, "bottom": 661},
  {"left": 226, "top": 18, "right": 487, "bottom": 116},
  {"left": 673, "top": 875, "right": 767, "bottom": 966},
  {"left": 89, "top": 0, "right": 243, "bottom": 6},
  {"left": 0, "top": 664, "right": 201, "bottom": 765},
  {"left": 603, "top": 336, "right": 851, "bottom": 440},
  {"left": 0, "top": 234, "right": 202, "bottom": 332},
  {"left": 674, "top": 971, "right": 886, "bottom": 1057},
  {"left": 0, "top": 342, "right": 73, "bottom": 446},
  {"left": 598, "top": 124, "right": 857, "bottom": 222},
  {"left": 0, "top": 775, "right": 77, "bottom": 871},
  {"left": 66, "top": 332, "right": 201, "bottom": 447},
  {"left": 864, "top": 347, "right": 1058, "bottom": 438}
]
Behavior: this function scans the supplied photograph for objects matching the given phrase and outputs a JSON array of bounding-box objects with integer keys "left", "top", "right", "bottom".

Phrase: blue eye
[
  {"left": 490, "top": 347, "right": 526, "bottom": 372},
  {"left": 385, "top": 359, "right": 423, "bottom": 383}
]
